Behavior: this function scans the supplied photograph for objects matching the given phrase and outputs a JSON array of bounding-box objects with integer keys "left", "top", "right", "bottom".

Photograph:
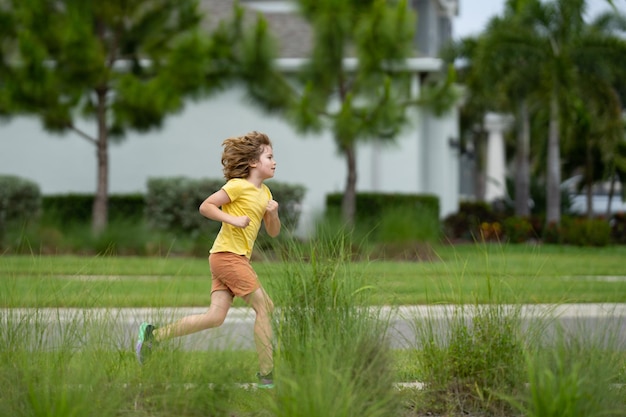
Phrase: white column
[
  {"left": 419, "top": 105, "right": 460, "bottom": 219},
  {"left": 483, "top": 112, "right": 513, "bottom": 202}
]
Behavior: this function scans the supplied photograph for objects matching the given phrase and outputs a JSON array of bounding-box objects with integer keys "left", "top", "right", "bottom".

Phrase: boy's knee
[
  {"left": 213, "top": 315, "right": 227, "bottom": 327},
  {"left": 256, "top": 297, "right": 274, "bottom": 316},
  {"left": 205, "top": 310, "right": 227, "bottom": 327}
]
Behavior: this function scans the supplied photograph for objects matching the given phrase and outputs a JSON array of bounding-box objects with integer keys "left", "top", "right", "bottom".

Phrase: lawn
[
  {"left": 1, "top": 243, "right": 625, "bottom": 307},
  {"left": 2, "top": 242, "right": 625, "bottom": 417}
]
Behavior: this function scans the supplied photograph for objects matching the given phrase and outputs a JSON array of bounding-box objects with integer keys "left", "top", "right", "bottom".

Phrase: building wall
[
  {"left": 422, "top": 107, "right": 461, "bottom": 214},
  {"left": 0, "top": 84, "right": 459, "bottom": 235},
  {"left": 0, "top": 0, "right": 463, "bottom": 236},
  {"left": 412, "top": 0, "right": 457, "bottom": 57}
]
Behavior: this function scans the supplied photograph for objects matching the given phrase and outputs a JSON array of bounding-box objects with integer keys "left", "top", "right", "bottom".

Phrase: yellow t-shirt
[{"left": 210, "top": 178, "right": 272, "bottom": 259}]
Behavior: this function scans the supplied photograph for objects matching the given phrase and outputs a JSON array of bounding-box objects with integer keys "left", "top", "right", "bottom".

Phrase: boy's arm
[
  {"left": 199, "top": 189, "right": 251, "bottom": 228},
  {"left": 263, "top": 200, "right": 281, "bottom": 237}
]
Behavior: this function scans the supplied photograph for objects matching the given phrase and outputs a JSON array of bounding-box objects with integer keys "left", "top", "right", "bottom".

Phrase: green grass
[
  {"left": 2, "top": 241, "right": 625, "bottom": 416},
  {"left": 2, "top": 243, "right": 626, "bottom": 307}
]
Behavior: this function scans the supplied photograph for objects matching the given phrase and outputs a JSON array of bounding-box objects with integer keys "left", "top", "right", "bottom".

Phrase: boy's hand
[
  {"left": 263, "top": 200, "right": 281, "bottom": 237},
  {"left": 232, "top": 216, "right": 251, "bottom": 228},
  {"left": 266, "top": 200, "right": 279, "bottom": 216}
]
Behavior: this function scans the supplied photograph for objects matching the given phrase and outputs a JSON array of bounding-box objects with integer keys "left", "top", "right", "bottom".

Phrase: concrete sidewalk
[
  {"left": 6, "top": 302, "right": 626, "bottom": 319},
  {"left": 3, "top": 303, "right": 625, "bottom": 351}
]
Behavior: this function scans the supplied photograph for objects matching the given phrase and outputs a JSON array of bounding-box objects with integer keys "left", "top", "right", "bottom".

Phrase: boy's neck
[{"left": 245, "top": 173, "right": 263, "bottom": 189}]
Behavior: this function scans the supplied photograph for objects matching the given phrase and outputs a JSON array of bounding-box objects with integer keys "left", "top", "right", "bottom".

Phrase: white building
[{"left": 0, "top": 0, "right": 469, "bottom": 235}]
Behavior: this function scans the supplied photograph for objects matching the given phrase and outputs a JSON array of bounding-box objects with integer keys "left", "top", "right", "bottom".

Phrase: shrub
[
  {"left": 543, "top": 221, "right": 562, "bottom": 244},
  {"left": 145, "top": 177, "right": 306, "bottom": 239},
  {"left": 479, "top": 221, "right": 503, "bottom": 242},
  {"left": 443, "top": 201, "right": 504, "bottom": 241},
  {"left": 510, "top": 319, "right": 626, "bottom": 417},
  {"left": 378, "top": 204, "right": 441, "bottom": 244},
  {"left": 266, "top": 180, "right": 307, "bottom": 232},
  {"left": 414, "top": 303, "right": 527, "bottom": 416},
  {"left": 145, "top": 177, "right": 223, "bottom": 237},
  {"left": 0, "top": 309, "right": 239, "bottom": 417},
  {"left": 41, "top": 193, "right": 145, "bottom": 225},
  {"left": 560, "top": 217, "right": 611, "bottom": 247},
  {"left": 269, "top": 234, "right": 400, "bottom": 417},
  {"left": 543, "top": 216, "right": 612, "bottom": 247},
  {"left": 610, "top": 213, "right": 626, "bottom": 244},
  {"left": 411, "top": 260, "right": 536, "bottom": 416},
  {"left": 326, "top": 193, "right": 439, "bottom": 226},
  {"left": 503, "top": 216, "right": 535, "bottom": 243},
  {"left": 0, "top": 175, "right": 41, "bottom": 242}
]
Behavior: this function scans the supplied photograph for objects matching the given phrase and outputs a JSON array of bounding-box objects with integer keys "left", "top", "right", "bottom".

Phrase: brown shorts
[{"left": 209, "top": 252, "right": 260, "bottom": 297}]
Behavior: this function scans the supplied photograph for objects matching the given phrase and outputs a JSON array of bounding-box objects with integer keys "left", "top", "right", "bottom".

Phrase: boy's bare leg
[
  {"left": 153, "top": 290, "right": 233, "bottom": 341},
  {"left": 243, "top": 287, "right": 275, "bottom": 375}
]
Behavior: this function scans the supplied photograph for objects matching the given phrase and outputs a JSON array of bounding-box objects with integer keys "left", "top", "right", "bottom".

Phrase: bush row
[
  {"left": 443, "top": 201, "right": 626, "bottom": 246},
  {"left": 42, "top": 194, "right": 145, "bottom": 224},
  {"left": 326, "top": 192, "right": 439, "bottom": 221},
  {"left": 144, "top": 177, "right": 307, "bottom": 238},
  {"left": 326, "top": 192, "right": 440, "bottom": 240},
  {"left": 0, "top": 175, "right": 41, "bottom": 238},
  {"left": 4, "top": 173, "right": 625, "bottom": 248},
  {"left": 0, "top": 174, "right": 307, "bottom": 238}
]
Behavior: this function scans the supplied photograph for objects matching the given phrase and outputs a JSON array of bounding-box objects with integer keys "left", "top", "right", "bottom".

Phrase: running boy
[{"left": 136, "top": 131, "right": 280, "bottom": 389}]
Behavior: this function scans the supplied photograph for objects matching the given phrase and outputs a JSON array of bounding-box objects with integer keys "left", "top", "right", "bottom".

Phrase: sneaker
[
  {"left": 256, "top": 371, "right": 274, "bottom": 389},
  {"left": 135, "top": 322, "right": 155, "bottom": 364}
]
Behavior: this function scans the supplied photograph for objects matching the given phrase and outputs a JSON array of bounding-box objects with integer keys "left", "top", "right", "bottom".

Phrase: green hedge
[
  {"left": 0, "top": 175, "right": 42, "bottom": 236},
  {"left": 442, "top": 201, "right": 505, "bottom": 240},
  {"left": 42, "top": 193, "right": 145, "bottom": 224},
  {"left": 326, "top": 192, "right": 439, "bottom": 220},
  {"left": 145, "top": 177, "right": 222, "bottom": 237},
  {"left": 559, "top": 217, "right": 612, "bottom": 247},
  {"left": 36, "top": 178, "right": 305, "bottom": 240},
  {"left": 325, "top": 192, "right": 440, "bottom": 241},
  {"left": 145, "top": 177, "right": 306, "bottom": 238}
]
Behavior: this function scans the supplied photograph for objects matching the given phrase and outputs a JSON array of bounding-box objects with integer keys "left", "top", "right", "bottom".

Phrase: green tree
[
  {"left": 562, "top": 85, "right": 625, "bottom": 218},
  {"left": 0, "top": 0, "right": 260, "bottom": 233},
  {"left": 478, "top": 1, "right": 548, "bottom": 218},
  {"left": 562, "top": 11, "right": 626, "bottom": 218},
  {"left": 440, "top": 37, "right": 499, "bottom": 204},
  {"left": 455, "top": 0, "right": 626, "bottom": 225},
  {"left": 525, "top": 0, "right": 625, "bottom": 225},
  {"left": 0, "top": 5, "right": 12, "bottom": 114},
  {"left": 443, "top": 15, "right": 539, "bottom": 216},
  {"left": 241, "top": 0, "right": 457, "bottom": 225}
]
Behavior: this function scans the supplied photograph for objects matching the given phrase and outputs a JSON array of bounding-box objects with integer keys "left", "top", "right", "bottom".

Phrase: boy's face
[{"left": 251, "top": 145, "right": 276, "bottom": 180}]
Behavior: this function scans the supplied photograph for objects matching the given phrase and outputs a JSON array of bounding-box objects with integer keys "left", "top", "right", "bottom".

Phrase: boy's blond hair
[{"left": 221, "top": 131, "right": 273, "bottom": 180}]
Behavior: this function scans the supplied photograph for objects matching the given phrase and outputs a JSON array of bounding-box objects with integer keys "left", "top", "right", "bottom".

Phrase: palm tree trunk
[
  {"left": 92, "top": 87, "right": 109, "bottom": 234},
  {"left": 546, "top": 94, "right": 561, "bottom": 226},
  {"left": 585, "top": 137, "right": 594, "bottom": 220},
  {"left": 475, "top": 132, "right": 487, "bottom": 202},
  {"left": 342, "top": 143, "right": 357, "bottom": 226},
  {"left": 515, "top": 100, "right": 531, "bottom": 217},
  {"left": 607, "top": 173, "right": 616, "bottom": 218}
]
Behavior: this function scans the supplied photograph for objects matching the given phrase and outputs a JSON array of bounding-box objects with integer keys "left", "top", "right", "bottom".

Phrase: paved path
[{"left": 3, "top": 304, "right": 625, "bottom": 351}]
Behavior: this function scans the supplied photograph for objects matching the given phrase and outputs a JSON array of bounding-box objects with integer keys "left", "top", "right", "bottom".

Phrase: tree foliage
[
  {"left": 447, "top": 0, "right": 626, "bottom": 223},
  {"left": 0, "top": 0, "right": 266, "bottom": 232},
  {"left": 243, "top": 0, "right": 458, "bottom": 224}
]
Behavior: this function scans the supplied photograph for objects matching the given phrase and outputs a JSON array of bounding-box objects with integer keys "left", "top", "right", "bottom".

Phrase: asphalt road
[{"left": 4, "top": 304, "right": 626, "bottom": 352}]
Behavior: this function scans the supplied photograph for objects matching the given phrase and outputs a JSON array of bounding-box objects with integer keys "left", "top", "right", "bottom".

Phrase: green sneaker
[
  {"left": 135, "top": 322, "right": 155, "bottom": 364},
  {"left": 256, "top": 371, "right": 274, "bottom": 389}
]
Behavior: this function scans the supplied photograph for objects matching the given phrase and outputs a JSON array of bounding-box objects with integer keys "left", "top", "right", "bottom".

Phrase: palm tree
[
  {"left": 441, "top": 2, "right": 542, "bottom": 216},
  {"left": 463, "top": 0, "right": 626, "bottom": 226},
  {"left": 476, "top": 1, "right": 546, "bottom": 217},
  {"left": 563, "top": 10, "right": 626, "bottom": 218}
]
